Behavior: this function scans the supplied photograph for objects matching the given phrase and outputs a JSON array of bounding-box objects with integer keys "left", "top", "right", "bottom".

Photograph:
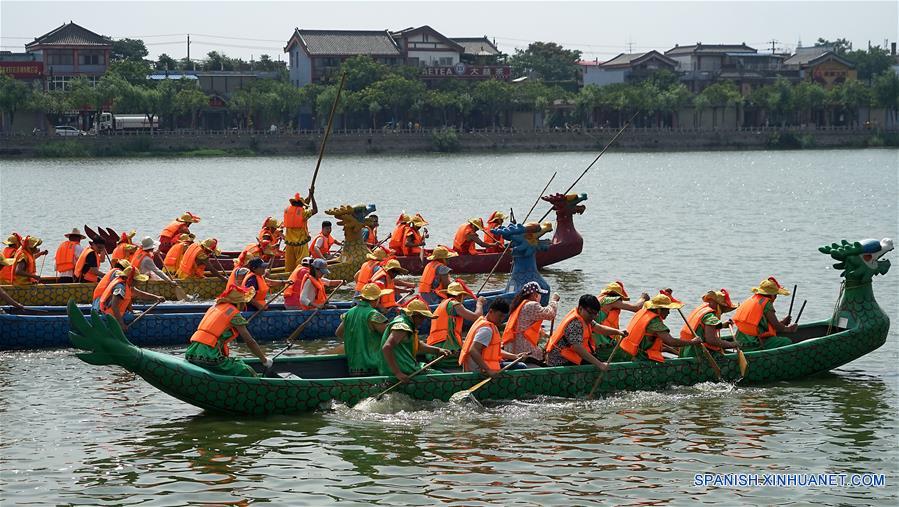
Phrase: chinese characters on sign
[
  {"left": 421, "top": 64, "right": 510, "bottom": 80},
  {"left": 0, "top": 62, "right": 44, "bottom": 79}
]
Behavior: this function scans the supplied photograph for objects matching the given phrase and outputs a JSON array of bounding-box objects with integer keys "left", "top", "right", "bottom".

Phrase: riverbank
[{"left": 1, "top": 127, "right": 896, "bottom": 158}]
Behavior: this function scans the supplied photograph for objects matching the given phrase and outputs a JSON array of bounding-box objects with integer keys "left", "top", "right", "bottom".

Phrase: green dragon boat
[{"left": 68, "top": 239, "right": 892, "bottom": 416}]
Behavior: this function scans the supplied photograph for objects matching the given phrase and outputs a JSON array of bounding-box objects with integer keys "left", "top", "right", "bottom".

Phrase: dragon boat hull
[
  {"left": 1, "top": 290, "right": 513, "bottom": 350},
  {"left": 0, "top": 277, "right": 226, "bottom": 307},
  {"left": 393, "top": 241, "right": 582, "bottom": 275}
]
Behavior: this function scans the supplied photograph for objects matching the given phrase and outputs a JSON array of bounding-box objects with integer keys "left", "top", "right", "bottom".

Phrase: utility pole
[
  {"left": 627, "top": 36, "right": 634, "bottom": 54},
  {"left": 187, "top": 34, "right": 191, "bottom": 62},
  {"left": 768, "top": 39, "right": 779, "bottom": 54}
]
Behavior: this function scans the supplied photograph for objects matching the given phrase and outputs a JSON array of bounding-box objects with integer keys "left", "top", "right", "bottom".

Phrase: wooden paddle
[
  {"left": 375, "top": 355, "right": 446, "bottom": 401},
  {"left": 787, "top": 284, "right": 798, "bottom": 317},
  {"left": 676, "top": 307, "right": 722, "bottom": 381},
  {"left": 795, "top": 300, "right": 807, "bottom": 324},
  {"left": 245, "top": 282, "right": 292, "bottom": 324},
  {"left": 309, "top": 72, "right": 347, "bottom": 193},
  {"left": 125, "top": 300, "right": 163, "bottom": 330},
  {"left": 588, "top": 339, "right": 621, "bottom": 398},
  {"left": 726, "top": 323, "right": 749, "bottom": 377},
  {"left": 449, "top": 353, "right": 528, "bottom": 405},
  {"left": 265, "top": 282, "right": 346, "bottom": 372}
]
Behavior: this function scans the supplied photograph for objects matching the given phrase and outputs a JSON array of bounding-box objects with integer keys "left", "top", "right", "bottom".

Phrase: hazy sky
[{"left": 2, "top": 0, "right": 896, "bottom": 62}]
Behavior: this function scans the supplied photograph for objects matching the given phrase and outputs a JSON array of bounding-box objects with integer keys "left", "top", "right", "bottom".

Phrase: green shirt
[
  {"left": 443, "top": 300, "right": 463, "bottom": 350},
  {"left": 341, "top": 300, "right": 388, "bottom": 375},
  {"left": 377, "top": 313, "right": 422, "bottom": 376},
  {"left": 640, "top": 316, "right": 669, "bottom": 355},
  {"left": 693, "top": 311, "right": 721, "bottom": 340},
  {"left": 595, "top": 295, "right": 621, "bottom": 325},
  {"left": 757, "top": 298, "right": 775, "bottom": 335}
]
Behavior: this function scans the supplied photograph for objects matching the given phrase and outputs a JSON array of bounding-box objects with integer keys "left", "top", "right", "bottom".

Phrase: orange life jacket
[
  {"left": 284, "top": 266, "right": 309, "bottom": 298},
  {"left": 236, "top": 243, "right": 264, "bottom": 268},
  {"left": 190, "top": 302, "right": 242, "bottom": 356},
  {"left": 0, "top": 245, "right": 17, "bottom": 281},
  {"left": 241, "top": 272, "right": 270, "bottom": 307},
  {"left": 418, "top": 260, "right": 446, "bottom": 294},
  {"left": 74, "top": 248, "right": 102, "bottom": 283},
  {"left": 621, "top": 308, "right": 665, "bottom": 363},
  {"left": 163, "top": 241, "right": 189, "bottom": 272},
  {"left": 388, "top": 224, "right": 408, "bottom": 254},
  {"left": 371, "top": 269, "right": 397, "bottom": 308},
  {"left": 453, "top": 223, "right": 478, "bottom": 255},
  {"left": 10, "top": 248, "right": 36, "bottom": 285},
  {"left": 598, "top": 300, "right": 622, "bottom": 329},
  {"left": 545, "top": 308, "right": 595, "bottom": 365},
  {"left": 110, "top": 242, "right": 132, "bottom": 267},
  {"left": 364, "top": 226, "right": 378, "bottom": 246},
  {"left": 402, "top": 228, "right": 422, "bottom": 256},
  {"left": 680, "top": 303, "right": 721, "bottom": 352},
  {"left": 482, "top": 228, "right": 504, "bottom": 252},
  {"left": 177, "top": 243, "right": 206, "bottom": 279},
  {"left": 427, "top": 298, "right": 464, "bottom": 347},
  {"left": 299, "top": 274, "right": 326, "bottom": 310},
  {"left": 93, "top": 269, "right": 120, "bottom": 300},
  {"left": 99, "top": 277, "right": 133, "bottom": 317},
  {"left": 501, "top": 301, "right": 544, "bottom": 346},
  {"left": 311, "top": 232, "right": 337, "bottom": 259},
  {"left": 355, "top": 259, "right": 381, "bottom": 292},
  {"left": 733, "top": 294, "right": 776, "bottom": 339},
  {"left": 54, "top": 240, "right": 79, "bottom": 273},
  {"left": 283, "top": 205, "right": 309, "bottom": 230},
  {"left": 130, "top": 249, "right": 152, "bottom": 274},
  {"left": 458, "top": 317, "right": 502, "bottom": 371},
  {"left": 160, "top": 220, "right": 187, "bottom": 242},
  {"left": 258, "top": 226, "right": 282, "bottom": 245}
]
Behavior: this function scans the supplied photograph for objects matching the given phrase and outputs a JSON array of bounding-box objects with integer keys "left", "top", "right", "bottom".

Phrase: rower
[
  {"left": 236, "top": 238, "right": 277, "bottom": 268},
  {"left": 618, "top": 292, "right": 700, "bottom": 362},
  {"left": 176, "top": 238, "right": 226, "bottom": 281},
  {"left": 371, "top": 259, "right": 416, "bottom": 312},
  {"left": 132, "top": 237, "right": 181, "bottom": 291},
  {"left": 163, "top": 233, "right": 195, "bottom": 276},
  {"left": 158, "top": 212, "right": 200, "bottom": 256},
  {"left": 502, "top": 281, "right": 559, "bottom": 361},
  {"left": 109, "top": 230, "right": 136, "bottom": 268},
  {"left": 545, "top": 295, "right": 627, "bottom": 368},
  {"left": 54, "top": 227, "right": 86, "bottom": 283},
  {"left": 427, "top": 281, "right": 485, "bottom": 353},
  {"left": 295, "top": 258, "right": 341, "bottom": 310},
  {"left": 403, "top": 214, "right": 428, "bottom": 257},
  {"left": 335, "top": 283, "right": 392, "bottom": 376},
  {"left": 680, "top": 289, "right": 740, "bottom": 357},
  {"left": 388, "top": 213, "right": 412, "bottom": 255},
  {"left": 453, "top": 218, "right": 490, "bottom": 255},
  {"left": 361, "top": 215, "right": 379, "bottom": 248},
  {"left": 460, "top": 299, "right": 523, "bottom": 375},
  {"left": 258, "top": 216, "right": 283, "bottom": 247},
  {"left": 283, "top": 257, "right": 312, "bottom": 309},
  {"left": 74, "top": 238, "right": 106, "bottom": 284},
  {"left": 311, "top": 221, "right": 342, "bottom": 260},
  {"left": 354, "top": 247, "right": 388, "bottom": 293},
  {"left": 240, "top": 258, "right": 291, "bottom": 311},
  {"left": 594, "top": 281, "right": 649, "bottom": 347},
  {"left": 92, "top": 258, "right": 131, "bottom": 310},
  {"left": 0, "top": 233, "right": 22, "bottom": 282},
  {"left": 378, "top": 299, "right": 451, "bottom": 382},
  {"left": 283, "top": 190, "right": 318, "bottom": 272},
  {"left": 482, "top": 211, "right": 507, "bottom": 253},
  {"left": 732, "top": 277, "right": 796, "bottom": 351},
  {"left": 98, "top": 262, "right": 165, "bottom": 329},
  {"left": 185, "top": 284, "right": 273, "bottom": 377},
  {"left": 418, "top": 245, "right": 456, "bottom": 305}
]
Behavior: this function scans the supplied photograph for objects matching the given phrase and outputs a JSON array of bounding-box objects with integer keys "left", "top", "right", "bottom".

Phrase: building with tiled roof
[
  {"left": 25, "top": 21, "right": 111, "bottom": 91},
  {"left": 784, "top": 46, "right": 856, "bottom": 89},
  {"left": 284, "top": 29, "right": 401, "bottom": 87},
  {"left": 452, "top": 36, "right": 503, "bottom": 63},
  {"left": 579, "top": 51, "right": 677, "bottom": 87},
  {"left": 665, "top": 42, "right": 758, "bottom": 92}
]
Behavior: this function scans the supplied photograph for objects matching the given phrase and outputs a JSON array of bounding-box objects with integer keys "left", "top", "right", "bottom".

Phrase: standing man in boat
[
  {"left": 371, "top": 259, "right": 416, "bottom": 312},
  {"left": 74, "top": 238, "right": 107, "bottom": 284},
  {"left": 594, "top": 281, "right": 650, "bottom": 347},
  {"left": 311, "top": 221, "right": 342, "bottom": 260},
  {"left": 295, "top": 258, "right": 341, "bottom": 310},
  {"left": 403, "top": 214, "right": 428, "bottom": 258},
  {"left": 361, "top": 215, "right": 379, "bottom": 248},
  {"left": 177, "top": 238, "right": 226, "bottom": 281},
  {"left": 679, "top": 289, "right": 740, "bottom": 357},
  {"left": 427, "top": 281, "right": 485, "bottom": 353},
  {"left": 109, "top": 230, "right": 136, "bottom": 268},
  {"left": 158, "top": 212, "right": 201, "bottom": 256},
  {"left": 545, "top": 295, "right": 626, "bottom": 368},
  {"left": 54, "top": 228, "right": 86, "bottom": 283},
  {"left": 98, "top": 263, "right": 165, "bottom": 330},
  {"left": 240, "top": 258, "right": 291, "bottom": 311},
  {"left": 460, "top": 299, "right": 524, "bottom": 375},
  {"left": 283, "top": 191, "right": 318, "bottom": 272},
  {"left": 379, "top": 299, "right": 452, "bottom": 382},
  {"left": 618, "top": 292, "right": 700, "bottom": 362},
  {"left": 336, "top": 283, "right": 393, "bottom": 376},
  {"left": 732, "top": 277, "right": 797, "bottom": 351},
  {"left": 453, "top": 218, "right": 491, "bottom": 255},
  {"left": 185, "top": 284, "right": 273, "bottom": 377},
  {"left": 502, "top": 281, "right": 560, "bottom": 361},
  {"left": 481, "top": 211, "right": 507, "bottom": 253},
  {"left": 418, "top": 245, "right": 456, "bottom": 305},
  {"left": 163, "top": 233, "right": 194, "bottom": 276}
]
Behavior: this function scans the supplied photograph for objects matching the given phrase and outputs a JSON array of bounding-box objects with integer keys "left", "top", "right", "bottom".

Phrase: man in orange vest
[
  {"left": 184, "top": 284, "right": 272, "bottom": 377},
  {"left": 361, "top": 215, "right": 379, "bottom": 247},
  {"left": 459, "top": 299, "right": 523, "bottom": 375},
  {"left": 241, "top": 258, "right": 291, "bottom": 311},
  {"left": 158, "top": 212, "right": 200, "bottom": 256},
  {"left": 9, "top": 236, "right": 48, "bottom": 285},
  {"left": 177, "top": 238, "right": 226, "bottom": 281},
  {"left": 98, "top": 263, "right": 165, "bottom": 330},
  {"left": 502, "top": 281, "right": 559, "bottom": 361},
  {"left": 403, "top": 214, "right": 428, "bottom": 258},
  {"left": 283, "top": 257, "right": 312, "bottom": 309},
  {"left": 109, "top": 230, "right": 136, "bottom": 268},
  {"left": 418, "top": 245, "right": 456, "bottom": 305},
  {"left": 236, "top": 238, "right": 277, "bottom": 268},
  {"left": 354, "top": 247, "right": 389, "bottom": 293},
  {"left": 0, "top": 264, "right": 27, "bottom": 312},
  {"left": 257, "top": 216, "right": 283, "bottom": 248},
  {"left": 54, "top": 227, "right": 86, "bottom": 283},
  {"left": 297, "top": 258, "right": 342, "bottom": 310},
  {"left": 732, "top": 277, "right": 796, "bottom": 351},
  {"left": 371, "top": 259, "right": 417, "bottom": 311},
  {"left": 679, "top": 288, "right": 740, "bottom": 357},
  {"left": 545, "top": 295, "right": 629, "bottom": 368},
  {"left": 1, "top": 233, "right": 23, "bottom": 282},
  {"left": 481, "top": 211, "right": 507, "bottom": 253},
  {"left": 311, "top": 221, "right": 342, "bottom": 260},
  {"left": 283, "top": 191, "right": 318, "bottom": 272},
  {"left": 619, "top": 292, "right": 700, "bottom": 363},
  {"left": 74, "top": 238, "right": 107, "bottom": 283},
  {"left": 427, "top": 281, "right": 485, "bottom": 352},
  {"left": 594, "top": 281, "right": 650, "bottom": 347},
  {"left": 453, "top": 218, "right": 491, "bottom": 255},
  {"left": 163, "top": 233, "right": 195, "bottom": 276},
  {"left": 388, "top": 213, "right": 412, "bottom": 255}
]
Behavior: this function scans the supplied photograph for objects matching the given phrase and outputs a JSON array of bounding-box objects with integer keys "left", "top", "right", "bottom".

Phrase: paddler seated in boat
[
  {"left": 403, "top": 214, "right": 429, "bottom": 258},
  {"left": 336, "top": 283, "right": 393, "bottom": 376},
  {"left": 0, "top": 257, "right": 27, "bottom": 312},
  {"left": 98, "top": 262, "right": 165, "bottom": 330},
  {"left": 283, "top": 190, "right": 318, "bottom": 272},
  {"left": 185, "top": 284, "right": 273, "bottom": 378},
  {"left": 133, "top": 237, "right": 181, "bottom": 289},
  {"left": 354, "top": 247, "right": 389, "bottom": 294},
  {"left": 502, "top": 281, "right": 560, "bottom": 361},
  {"left": 91, "top": 258, "right": 132, "bottom": 311},
  {"left": 481, "top": 211, "right": 507, "bottom": 253},
  {"left": 418, "top": 245, "right": 456, "bottom": 305},
  {"left": 176, "top": 238, "right": 226, "bottom": 281},
  {"left": 54, "top": 227, "right": 86, "bottom": 283},
  {"left": 453, "top": 218, "right": 491, "bottom": 255},
  {"left": 296, "top": 258, "right": 342, "bottom": 310},
  {"left": 618, "top": 292, "right": 700, "bottom": 363},
  {"left": 236, "top": 238, "right": 277, "bottom": 268},
  {"left": 162, "top": 233, "right": 194, "bottom": 276},
  {"left": 379, "top": 299, "right": 452, "bottom": 382},
  {"left": 594, "top": 281, "right": 649, "bottom": 348},
  {"left": 1, "top": 233, "right": 23, "bottom": 282},
  {"left": 460, "top": 299, "right": 526, "bottom": 375},
  {"left": 283, "top": 256, "right": 312, "bottom": 309},
  {"left": 732, "top": 277, "right": 796, "bottom": 351},
  {"left": 361, "top": 215, "right": 379, "bottom": 248},
  {"left": 109, "top": 230, "right": 136, "bottom": 268},
  {"left": 240, "top": 258, "right": 292, "bottom": 311},
  {"left": 545, "top": 295, "right": 626, "bottom": 369},
  {"left": 158, "top": 212, "right": 200, "bottom": 256},
  {"left": 311, "top": 221, "right": 342, "bottom": 260},
  {"left": 679, "top": 288, "right": 740, "bottom": 357},
  {"left": 371, "top": 259, "right": 417, "bottom": 312},
  {"left": 427, "top": 281, "right": 485, "bottom": 354},
  {"left": 388, "top": 213, "right": 412, "bottom": 255},
  {"left": 74, "top": 238, "right": 106, "bottom": 284},
  {"left": 258, "top": 216, "right": 283, "bottom": 249}
]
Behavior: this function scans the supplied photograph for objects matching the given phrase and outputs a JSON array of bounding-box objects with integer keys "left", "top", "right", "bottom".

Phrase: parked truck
[{"left": 95, "top": 112, "right": 158, "bottom": 132}]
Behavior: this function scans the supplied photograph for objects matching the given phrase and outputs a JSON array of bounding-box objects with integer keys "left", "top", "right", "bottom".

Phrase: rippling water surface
[{"left": 1, "top": 149, "right": 897, "bottom": 504}]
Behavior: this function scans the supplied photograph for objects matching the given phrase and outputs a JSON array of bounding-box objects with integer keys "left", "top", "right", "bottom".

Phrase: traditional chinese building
[
  {"left": 783, "top": 46, "right": 857, "bottom": 89},
  {"left": 580, "top": 51, "right": 678, "bottom": 87},
  {"left": 665, "top": 42, "right": 758, "bottom": 92},
  {"left": 25, "top": 21, "right": 111, "bottom": 91}
]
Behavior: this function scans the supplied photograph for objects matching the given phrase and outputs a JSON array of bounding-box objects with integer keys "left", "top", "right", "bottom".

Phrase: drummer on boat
[
  {"left": 732, "top": 277, "right": 796, "bottom": 351},
  {"left": 236, "top": 238, "right": 277, "bottom": 268},
  {"left": 185, "top": 284, "right": 273, "bottom": 377},
  {"left": 109, "top": 230, "right": 136, "bottom": 268},
  {"left": 481, "top": 211, "right": 507, "bottom": 253},
  {"left": 336, "top": 283, "right": 393, "bottom": 376},
  {"left": 502, "top": 281, "right": 559, "bottom": 361},
  {"left": 74, "top": 237, "right": 107, "bottom": 284},
  {"left": 427, "top": 281, "right": 485, "bottom": 355},
  {"left": 240, "top": 258, "right": 291, "bottom": 311},
  {"left": 388, "top": 213, "right": 411, "bottom": 255},
  {"left": 378, "top": 299, "right": 451, "bottom": 382},
  {"left": 418, "top": 245, "right": 455, "bottom": 305},
  {"left": 98, "top": 262, "right": 165, "bottom": 330},
  {"left": 257, "top": 216, "right": 283, "bottom": 250},
  {"left": 176, "top": 238, "right": 226, "bottom": 281},
  {"left": 283, "top": 190, "right": 318, "bottom": 272},
  {"left": 618, "top": 291, "right": 700, "bottom": 363},
  {"left": 54, "top": 228, "right": 86, "bottom": 283},
  {"left": 453, "top": 218, "right": 491, "bottom": 255},
  {"left": 158, "top": 212, "right": 200, "bottom": 256},
  {"left": 594, "top": 281, "right": 649, "bottom": 348},
  {"left": 10, "top": 236, "right": 49, "bottom": 286},
  {"left": 678, "top": 289, "right": 740, "bottom": 357}
]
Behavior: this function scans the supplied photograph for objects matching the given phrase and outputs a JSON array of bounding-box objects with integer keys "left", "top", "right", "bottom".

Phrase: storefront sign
[
  {"left": 0, "top": 61, "right": 44, "bottom": 79},
  {"left": 421, "top": 64, "right": 510, "bottom": 80}
]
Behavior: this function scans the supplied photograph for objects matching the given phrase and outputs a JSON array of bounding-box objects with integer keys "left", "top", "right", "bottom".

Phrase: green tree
[
  {"left": 508, "top": 41, "right": 582, "bottom": 84},
  {"left": 365, "top": 75, "right": 425, "bottom": 126},
  {"left": 0, "top": 74, "right": 34, "bottom": 130},
  {"left": 792, "top": 81, "right": 827, "bottom": 125},
  {"left": 698, "top": 81, "right": 742, "bottom": 128},
  {"left": 872, "top": 71, "right": 899, "bottom": 127},
  {"left": 107, "top": 59, "right": 152, "bottom": 86},
  {"left": 173, "top": 86, "right": 207, "bottom": 128},
  {"left": 473, "top": 79, "right": 513, "bottom": 127},
  {"left": 815, "top": 38, "right": 852, "bottom": 54},
  {"left": 155, "top": 53, "right": 179, "bottom": 71},
  {"left": 340, "top": 55, "right": 390, "bottom": 91},
  {"left": 830, "top": 79, "right": 872, "bottom": 125},
  {"left": 108, "top": 37, "right": 149, "bottom": 62},
  {"left": 845, "top": 46, "right": 894, "bottom": 82}
]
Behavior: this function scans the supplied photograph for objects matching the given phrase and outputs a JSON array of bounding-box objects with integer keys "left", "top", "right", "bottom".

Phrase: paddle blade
[
  {"left": 737, "top": 350, "right": 748, "bottom": 377},
  {"left": 173, "top": 285, "right": 188, "bottom": 301},
  {"left": 449, "top": 389, "right": 483, "bottom": 407}
]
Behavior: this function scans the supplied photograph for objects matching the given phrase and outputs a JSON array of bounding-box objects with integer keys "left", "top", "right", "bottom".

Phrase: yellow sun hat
[
  {"left": 263, "top": 216, "right": 282, "bottom": 229},
  {"left": 176, "top": 212, "right": 201, "bottom": 223},
  {"left": 644, "top": 293, "right": 684, "bottom": 310},
  {"left": 467, "top": 217, "right": 485, "bottom": 231},
  {"left": 289, "top": 193, "right": 307, "bottom": 206},
  {"left": 217, "top": 284, "right": 256, "bottom": 304},
  {"left": 382, "top": 258, "right": 408, "bottom": 274},
  {"left": 599, "top": 280, "right": 630, "bottom": 301},
  {"left": 117, "top": 264, "right": 150, "bottom": 282},
  {"left": 177, "top": 233, "right": 195, "bottom": 242},
  {"left": 702, "top": 288, "right": 737, "bottom": 312},
  {"left": 486, "top": 211, "right": 507, "bottom": 224},
  {"left": 24, "top": 236, "right": 43, "bottom": 249},
  {"left": 411, "top": 213, "right": 429, "bottom": 227},
  {"left": 752, "top": 276, "right": 791, "bottom": 296},
  {"left": 0, "top": 257, "right": 13, "bottom": 266},
  {"left": 366, "top": 247, "right": 389, "bottom": 261},
  {"left": 3, "top": 234, "right": 21, "bottom": 246},
  {"left": 200, "top": 238, "right": 221, "bottom": 256},
  {"left": 445, "top": 281, "right": 469, "bottom": 298},
  {"left": 426, "top": 245, "right": 458, "bottom": 261},
  {"left": 122, "top": 244, "right": 138, "bottom": 255},
  {"left": 401, "top": 298, "right": 436, "bottom": 319},
  {"left": 359, "top": 282, "right": 393, "bottom": 302}
]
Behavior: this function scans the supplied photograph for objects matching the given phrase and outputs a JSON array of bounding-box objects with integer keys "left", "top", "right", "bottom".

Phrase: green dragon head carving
[
  {"left": 68, "top": 299, "right": 141, "bottom": 368},
  {"left": 819, "top": 238, "right": 893, "bottom": 283}
]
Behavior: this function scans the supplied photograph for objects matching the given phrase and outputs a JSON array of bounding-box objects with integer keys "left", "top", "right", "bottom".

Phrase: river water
[{"left": 1, "top": 149, "right": 897, "bottom": 505}]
